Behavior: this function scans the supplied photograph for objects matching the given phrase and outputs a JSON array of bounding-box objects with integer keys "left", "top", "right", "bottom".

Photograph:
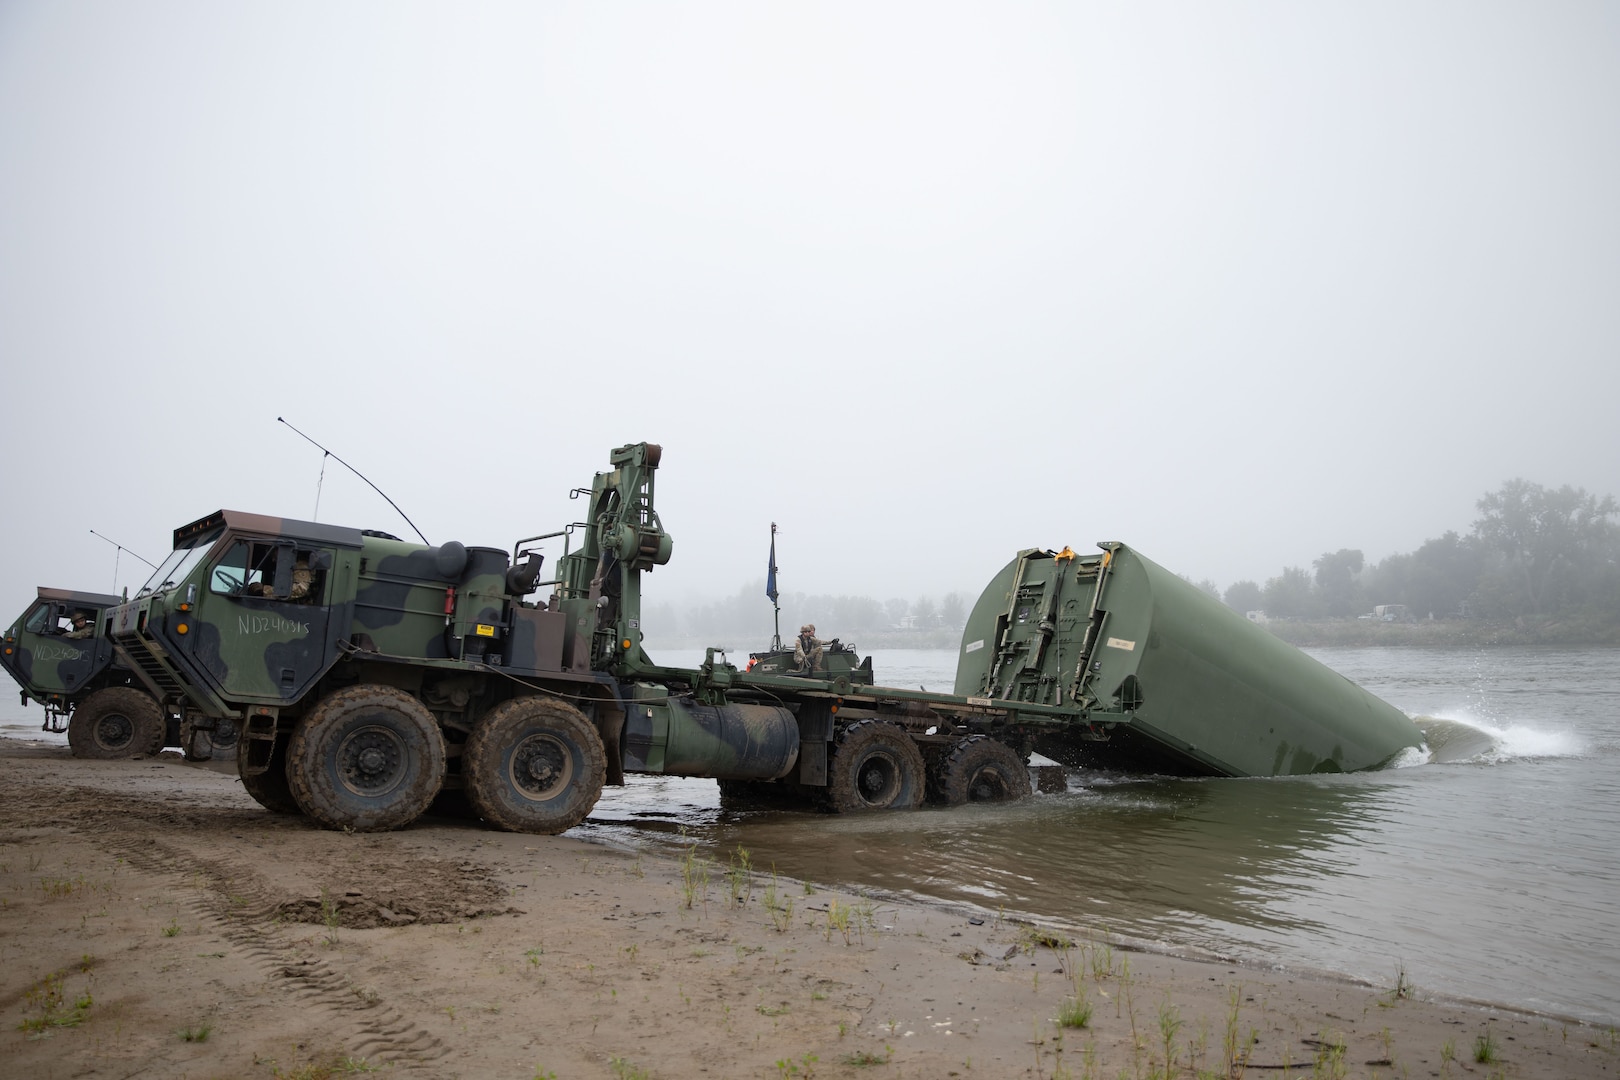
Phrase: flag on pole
[{"left": 766, "top": 524, "right": 779, "bottom": 604}]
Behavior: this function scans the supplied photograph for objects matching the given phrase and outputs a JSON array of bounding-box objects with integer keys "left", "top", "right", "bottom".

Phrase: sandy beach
[{"left": 1, "top": 739, "right": 1612, "bottom": 1080}]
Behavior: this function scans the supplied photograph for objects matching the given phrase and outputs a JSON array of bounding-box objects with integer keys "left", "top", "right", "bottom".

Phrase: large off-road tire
[
  {"left": 825, "top": 719, "right": 927, "bottom": 813},
  {"left": 237, "top": 732, "right": 301, "bottom": 814},
  {"left": 210, "top": 716, "right": 241, "bottom": 752},
  {"left": 932, "top": 735, "right": 1032, "bottom": 806},
  {"left": 67, "top": 687, "right": 164, "bottom": 759},
  {"left": 464, "top": 696, "right": 605, "bottom": 834},
  {"left": 179, "top": 717, "right": 210, "bottom": 762},
  {"left": 180, "top": 714, "right": 243, "bottom": 762},
  {"left": 287, "top": 685, "right": 446, "bottom": 832}
]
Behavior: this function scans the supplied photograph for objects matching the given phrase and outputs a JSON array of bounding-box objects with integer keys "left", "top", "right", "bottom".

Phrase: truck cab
[
  {"left": 108, "top": 511, "right": 371, "bottom": 715},
  {"left": 2, "top": 587, "right": 124, "bottom": 718},
  {"left": 1, "top": 587, "right": 180, "bottom": 757}
]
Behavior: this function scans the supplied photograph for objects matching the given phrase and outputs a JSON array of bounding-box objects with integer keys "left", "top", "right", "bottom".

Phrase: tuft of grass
[
  {"left": 843, "top": 1046, "right": 892, "bottom": 1066},
  {"left": 726, "top": 845, "right": 753, "bottom": 908},
  {"left": 1383, "top": 965, "right": 1415, "bottom": 1006},
  {"left": 1314, "top": 1031, "right": 1348, "bottom": 1080},
  {"left": 680, "top": 843, "right": 711, "bottom": 910},
  {"left": 1157, "top": 996, "right": 1184, "bottom": 1075},
  {"left": 1088, "top": 937, "right": 1115, "bottom": 982},
  {"left": 1474, "top": 1026, "right": 1500, "bottom": 1064},
  {"left": 1056, "top": 988, "right": 1093, "bottom": 1029},
  {"left": 851, "top": 897, "right": 879, "bottom": 943},
  {"left": 774, "top": 1052, "right": 819, "bottom": 1078},
  {"left": 180, "top": 1021, "right": 213, "bottom": 1042},
  {"left": 609, "top": 1057, "right": 650, "bottom": 1080},
  {"left": 40, "top": 875, "right": 89, "bottom": 899},
  {"left": 18, "top": 972, "right": 93, "bottom": 1034},
  {"left": 320, "top": 887, "right": 341, "bottom": 946},
  {"left": 764, "top": 870, "right": 795, "bottom": 932},
  {"left": 162, "top": 919, "right": 181, "bottom": 938},
  {"left": 825, "top": 899, "right": 850, "bottom": 944}
]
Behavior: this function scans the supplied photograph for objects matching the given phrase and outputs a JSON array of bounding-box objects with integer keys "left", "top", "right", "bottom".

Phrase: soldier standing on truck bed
[{"left": 793, "top": 624, "right": 824, "bottom": 674}]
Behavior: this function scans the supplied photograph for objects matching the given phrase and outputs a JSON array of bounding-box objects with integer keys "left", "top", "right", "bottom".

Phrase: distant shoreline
[
  {"left": 1257, "top": 616, "right": 1620, "bottom": 649},
  {"left": 650, "top": 617, "right": 1620, "bottom": 655}
]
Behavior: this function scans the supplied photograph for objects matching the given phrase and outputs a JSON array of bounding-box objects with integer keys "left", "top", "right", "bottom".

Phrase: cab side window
[
  {"left": 210, "top": 541, "right": 278, "bottom": 596},
  {"left": 23, "top": 602, "right": 53, "bottom": 634},
  {"left": 209, "top": 541, "right": 330, "bottom": 602},
  {"left": 210, "top": 541, "right": 250, "bottom": 595}
]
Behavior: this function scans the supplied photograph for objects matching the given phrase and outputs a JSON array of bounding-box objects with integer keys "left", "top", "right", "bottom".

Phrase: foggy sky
[{"left": 2, "top": 2, "right": 1616, "bottom": 627}]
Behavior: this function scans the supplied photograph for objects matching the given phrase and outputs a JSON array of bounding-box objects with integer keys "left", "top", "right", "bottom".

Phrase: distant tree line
[
  {"left": 645, "top": 479, "right": 1619, "bottom": 645},
  {"left": 1219, "top": 479, "right": 1620, "bottom": 624}
]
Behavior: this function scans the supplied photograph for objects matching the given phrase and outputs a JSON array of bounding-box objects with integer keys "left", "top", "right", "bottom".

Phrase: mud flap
[{"left": 238, "top": 707, "right": 281, "bottom": 776}]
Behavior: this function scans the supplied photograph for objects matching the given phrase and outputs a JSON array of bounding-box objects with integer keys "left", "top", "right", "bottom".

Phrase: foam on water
[
  {"left": 1385, "top": 744, "right": 1430, "bottom": 769},
  {"left": 1412, "top": 711, "right": 1586, "bottom": 765}
]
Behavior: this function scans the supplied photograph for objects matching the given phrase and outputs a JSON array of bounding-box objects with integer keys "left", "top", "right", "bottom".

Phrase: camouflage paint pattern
[
  {"left": 90, "top": 443, "right": 1424, "bottom": 795},
  {"left": 1, "top": 587, "right": 126, "bottom": 709},
  {"left": 954, "top": 545, "right": 1426, "bottom": 776}
]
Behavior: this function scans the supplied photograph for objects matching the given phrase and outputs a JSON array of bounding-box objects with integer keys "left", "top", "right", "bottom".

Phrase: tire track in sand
[{"left": 94, "top": 831, "right": 450, "bottom": 1068}]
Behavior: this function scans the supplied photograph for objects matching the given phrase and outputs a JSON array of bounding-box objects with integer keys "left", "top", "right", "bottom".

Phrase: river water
[
  {"left": 5, "top": 645, "right": 1615, "bottom": 1024},
  {"left": 587, "top": 645, "right": 1620, "bottom": 1027}
]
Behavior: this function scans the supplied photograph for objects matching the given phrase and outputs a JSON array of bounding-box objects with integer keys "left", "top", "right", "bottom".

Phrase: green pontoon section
[{"left": 955, "top": 544, "right": 1425, "bottom": 777}]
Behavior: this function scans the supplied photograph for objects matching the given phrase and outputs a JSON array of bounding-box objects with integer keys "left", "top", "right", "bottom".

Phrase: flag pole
[{"left": 767, "top": 522, "right": 782, "bottom": 651}]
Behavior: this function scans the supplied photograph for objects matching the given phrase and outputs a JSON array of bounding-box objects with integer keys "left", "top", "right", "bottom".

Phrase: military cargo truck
[
  {"left": 102, "top": 441, "right": 1425, "bottom": 834},
  {"left": 1, "top": 587, "right": 240, "bottom": 760}
]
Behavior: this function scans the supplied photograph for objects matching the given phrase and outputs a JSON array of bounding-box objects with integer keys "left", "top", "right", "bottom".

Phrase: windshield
[{"left": 136, "top": 543, "right": 213, "bottom": 598}]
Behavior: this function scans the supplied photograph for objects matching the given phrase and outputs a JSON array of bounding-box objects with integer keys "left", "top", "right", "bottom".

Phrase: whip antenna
[
  {"left": 278, "top": 417, "right": 430, "bottom": 545},
  {"left": 89, "top": 530, "right": 158, "bottom": 570},
  {"left": 90, "top": 529, "right": 159, "bottom": 593}
]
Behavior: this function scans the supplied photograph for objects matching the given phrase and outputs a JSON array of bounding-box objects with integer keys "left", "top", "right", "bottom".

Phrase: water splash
[
  {"left": 1385, "top": 744, "right": 1430, "bottom": 769},
  {"left": 1412, "top": 713, "right": 1585, "bottom": 765}
]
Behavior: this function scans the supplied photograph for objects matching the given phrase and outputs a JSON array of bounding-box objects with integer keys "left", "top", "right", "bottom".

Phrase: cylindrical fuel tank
[{"left": 624, "top": 696, "right": 800, "bottom": 780}]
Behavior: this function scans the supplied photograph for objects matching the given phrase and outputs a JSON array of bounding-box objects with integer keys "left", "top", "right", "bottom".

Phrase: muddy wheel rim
[
  {"left": 212, "top": 717, "right": 240, "bottom": 749},
  {"left": 854, "top": 750, "right": 902, "bottom": 807},
  {"left": 966, "top": 767, "right": 1013, "bottom": 802},
  {"left": 335, "top": 724, "right": 408, "bottom": 797},
  {"left": 94, "top": 712, "right": 134, "bottom": 751},
  {"left": 508, "top": 733, "right": 574, "bottom": 801}
]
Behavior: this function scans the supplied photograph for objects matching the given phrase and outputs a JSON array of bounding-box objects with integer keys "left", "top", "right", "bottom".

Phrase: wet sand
[{"left": 1, "top": 739, "right": 1613, "bottom": 1079}]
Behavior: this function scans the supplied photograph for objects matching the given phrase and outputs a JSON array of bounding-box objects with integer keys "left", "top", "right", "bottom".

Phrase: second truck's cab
[
  {"left": 2, "top": 587, "right": 124, "bottom": 718},
  {"left": 1, "top": 587, "right": 179, "bottom": 757}
]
